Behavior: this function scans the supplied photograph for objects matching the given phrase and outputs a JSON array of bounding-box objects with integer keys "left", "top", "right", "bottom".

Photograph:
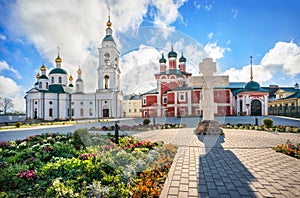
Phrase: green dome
[
  {"left": 179, "top": 54, "right": 186, "bottom": 62},
  {"left": 76, "top": 78, "right": 83, "bottom": 82},
  {"left": 168, "top": 50, "right": 177, "bottom": 58},
  {"left": 159, "top": 54, "right": 166, "bottom": 63},
  {"left": 39, "top": 75, "right": 48, "bottom": 80},
  {"left": 49, "top": 68, "right": 67, "bottom": 75},
  {"left": 103, "top": 35, "right": 114, "bottom": 42},
  {"left": 244, "top": 81, "right": 260, "bottom": 91}
]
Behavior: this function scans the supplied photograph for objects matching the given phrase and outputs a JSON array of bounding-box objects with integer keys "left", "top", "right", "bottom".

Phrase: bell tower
[{"left": 97, "top": 11, "right": 120, "bottom": 92}]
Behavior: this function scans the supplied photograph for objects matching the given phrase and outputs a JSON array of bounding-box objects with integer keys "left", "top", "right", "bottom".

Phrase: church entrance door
[
  {"left": 103, "top": 109, "right": 109, "bottom": 117},
  {"left": 251, "top": 99, "right": 262, "bottom": 116},
  {"left": 34, "top": 108, "right": 37, "bottom": 119}
]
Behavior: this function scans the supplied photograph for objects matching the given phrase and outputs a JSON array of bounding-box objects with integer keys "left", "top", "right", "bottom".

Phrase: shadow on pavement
[{"left": 198, "top": 135, "right": 256, "bottom": 197}]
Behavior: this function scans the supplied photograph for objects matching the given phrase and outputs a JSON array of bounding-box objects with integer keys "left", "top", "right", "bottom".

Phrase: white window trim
[{"left": 179, "top": 92, "right": 185, "bottom": 102}]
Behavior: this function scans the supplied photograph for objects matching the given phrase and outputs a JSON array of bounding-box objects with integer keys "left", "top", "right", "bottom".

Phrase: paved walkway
[{"left": 133, "top": 128, "right": 300, "bottom": 198}]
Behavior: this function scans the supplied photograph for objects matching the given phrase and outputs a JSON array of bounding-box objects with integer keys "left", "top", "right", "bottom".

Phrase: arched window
[
  {"left": 39, "top": 82, "right": 42, "bottom": 88},
  {"left": 80, "top": 108, "right": 84, "bottom": 116},
  {"left": 49, "top": 108, "right": 53, "bottom": 117},
  {"left": 46, "top": 82, "right": 48, "bottom": 89},
  {"left": 104, "top": 52, "right": 110, "bottom": 65},
  {"left": 51, "top": 77, "right": 54, "bottom": 83},
  {"left": 58, "top": 77, "right": 62, "bottom": 83},
  {"left": 104, "top": 75, "right": 109, "bottom": 89}
]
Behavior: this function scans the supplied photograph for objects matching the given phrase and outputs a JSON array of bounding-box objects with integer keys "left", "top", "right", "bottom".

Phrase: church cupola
[
  {"left": 37, "top": 62, "right": 49, "bottom": 90},
  {"left": 68, "top": 75, "right": 74, "bottom": 87},
  {"left": 55, "top": 47, "right": 62, "bottom": 68},
  {"left": 179, "top": 52, "right": 186, "bottom": 72},
  {"left": 159, "top": 53, "right": 167, "bottom": 73},
  {"left": 76, "top": 66, "right": 84, "bottom": 93},
  {"left": 168, "top": 46, "right": 177, "bottom": 70}
]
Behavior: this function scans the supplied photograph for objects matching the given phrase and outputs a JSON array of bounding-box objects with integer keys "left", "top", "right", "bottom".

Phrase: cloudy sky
[{"left": 0, "top": 0, "right": 300, "bottom": 112}]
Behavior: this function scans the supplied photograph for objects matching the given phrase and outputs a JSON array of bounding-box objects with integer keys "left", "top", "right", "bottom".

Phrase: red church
[{"left": 141, "top": 48, "right": 269, "bottom": 118}]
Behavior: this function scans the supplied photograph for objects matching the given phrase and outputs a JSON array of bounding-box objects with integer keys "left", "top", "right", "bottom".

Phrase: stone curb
[{"left": 160, "top": 146, "right": 185, "bottom": 198}]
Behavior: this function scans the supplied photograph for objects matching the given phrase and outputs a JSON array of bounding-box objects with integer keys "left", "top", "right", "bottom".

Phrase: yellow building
[
  {"left": 123, "top": 94, "right": 142, "bottom": 118},
  {"left": 268, "top": 84, "right": 300, "bottom": 118}
]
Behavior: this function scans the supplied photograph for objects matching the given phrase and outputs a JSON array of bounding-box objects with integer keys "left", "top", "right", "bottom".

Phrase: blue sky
[{"left": 0, "top": 0, "right": 300, "bottom": 112}]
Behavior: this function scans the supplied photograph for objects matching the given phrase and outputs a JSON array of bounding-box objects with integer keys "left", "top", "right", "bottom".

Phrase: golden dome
[
  {"left": 40, "top": 63, "right": 46, "bottom": 71},
  {"left": 36, "top": 72, "right": 40, "bottom": 79},
  {"left": 77, "top": 67, "right": 82, "bottom": 75},
  {"left": 55, "top": 55, "right": 62, "bottom": 63},
  {"left": 69, "top": 75, "right": 73, "bottom": 81},
  {"left": 107, "top": 20, "right": 112, "bottom": 28}
]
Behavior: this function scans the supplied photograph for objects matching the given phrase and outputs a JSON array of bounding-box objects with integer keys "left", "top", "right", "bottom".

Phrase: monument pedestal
[{"left": 194, "top": 120, "right": 224, "bottom": 135}]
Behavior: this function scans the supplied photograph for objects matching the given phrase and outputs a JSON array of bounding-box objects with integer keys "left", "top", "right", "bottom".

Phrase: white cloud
[
  {"left": 0, "top": 34, "right": 6, "bottom": 40},
  {"left": 193, "top": 0, "right": 214, "bottom": 11},
  {"left": 8, "top": 0, "right": 187, "bottom": 94},
  {"left": 0, "top": 61, "right": 22, "bottom": 79},
  {"left": 208, "top": 32, "right": 213, "bottom": 40},
  {"left": 120, "top": 44, "right": 160, "bottom": 94},
  {"left": 204, "top": 42, "right": 231, "bottom": 61},
  {"left": 0, "top": 76, "right": 22, "bottom": 97},
  {"left": 261, "top": 41, "right": 300, "bottom": 76},
  {"left": 221, "top": 65, "right": 272, "bottom": 84}
]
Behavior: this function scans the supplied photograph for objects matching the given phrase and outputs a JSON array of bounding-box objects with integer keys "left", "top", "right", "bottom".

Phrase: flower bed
[
  {"left": 90, "top": 123, "right": 187, "bottom": 132},
  {"left": 222, "top": 123, "right": 300, "bottom": 133},
  {"left": 0, "top": 129, "right": 177, "bottom": 197},
  {"left": 273, "top": 140, "right": 300, "bottom": 159}
]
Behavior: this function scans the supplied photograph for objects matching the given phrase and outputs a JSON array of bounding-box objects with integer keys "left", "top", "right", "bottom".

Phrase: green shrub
[
  {"left": 262, "top": 118, "right": 273, "bottom": 128},
  {"left": 15, "top": 122, "right": 22, "bottom": 128},
  {"left": 143, "top": 118, "right": 150, "bottom": 126},
  {"left": 72, "top": 128, "right": 91, "bottom": 148}
]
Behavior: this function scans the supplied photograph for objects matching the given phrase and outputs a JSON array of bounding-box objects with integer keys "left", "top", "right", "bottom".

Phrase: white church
[{"left": 25, "top": 17, "right": 123, "bottom": 121}]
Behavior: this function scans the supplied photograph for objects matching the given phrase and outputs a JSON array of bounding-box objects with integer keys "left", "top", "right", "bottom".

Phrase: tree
[{"left": 0, "top": 97, "right": 14, "bottom": 115}]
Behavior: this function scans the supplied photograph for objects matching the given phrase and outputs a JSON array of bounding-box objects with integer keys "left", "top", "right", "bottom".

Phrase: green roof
[
  {"left": 159, "top": 54, "right": 167, "bottom": 63},
  {"left": 76, "top": 78, "right": 83, "bottom": 82},
  {"left": 48, "top": 84, "right": 65, "bottom": 93},
  {"left": 49, "top": 68, "right": 67, "bottom": 75},
  {"left": 244, "top": 81, "right": 260, "bottom": 91},
  {"left": 168, "top": 50, "right": 177, "bottom": 58},
  {"left": 103, "top": 35, "right": 114, "bottom": 42},
  {"left": 39, "top": 75, "right": 48, "bottom": 80}
]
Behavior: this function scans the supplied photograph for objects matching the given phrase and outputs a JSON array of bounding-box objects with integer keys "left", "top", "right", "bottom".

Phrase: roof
[
  {"left": 124, "top": 94, "right": 142, "bottom": 100},
  {"left": 48, "top": 84, "right": 65, "bottom": 93},
  {"left": 49, "top": 68, "right": 67, "bottom": 75},
  {"left": 103, "top": 35, "right": 115, "bottom": 42},
  {"left": 276, "top": 88, "right": 300, "bottom": 92},
  {"left": 39, "top": 75, "right": 48, "bottom": 80},
  {"left": 76, "top": 78, "right": 83, "bottom": 82},
  {"left": 141, "top": 88, "right": 158, "bottom": 96},
  {"left": 155, "top": 69, "right": 192, "bottom": 76},
  {"left": 286, "top": 92, "right": 300, "bottom": 99}
]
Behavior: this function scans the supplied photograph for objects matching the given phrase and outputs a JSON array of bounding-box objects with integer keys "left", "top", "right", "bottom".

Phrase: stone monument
[{"left": 188, "top": 58, "right": 229, "bottom": 135}]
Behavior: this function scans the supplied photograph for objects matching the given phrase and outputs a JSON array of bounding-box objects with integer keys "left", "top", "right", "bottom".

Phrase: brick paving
[{"left": 133, "top": 128, "right": 300, "bottom": 198}]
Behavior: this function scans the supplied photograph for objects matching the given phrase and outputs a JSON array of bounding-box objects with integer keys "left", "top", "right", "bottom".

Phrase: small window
[
  {"left": 163, "top": 96, "right": 167, "bottom": 104},
  {"left": 134, "top": 109, "right": 137, "bottom": 113},
  {"left": 71, "top": 109, "right": 74, "bottom": 116},
  {"left": 80, "top": 102, "right": 83, "bottom": 105},
  {"left": 105, "top": 101, "right": 107, "bottom": 104},
  {"left": 39, "top": 82, "right": 42, "bottom": 88},
  {"left": 140, "top": 108, "right": 142, "bottom": 112},
  {"left": 129, "top": 109, "right": 131, "bottom": 113},
  {"left": 49, "top": 101, "right": 52, "bottom": 105},
  {"left": 144, "top": 111, "right": 148, "bottom": 117},
  {"left": 35, "top": 101, "right": 37, "bottom": 105},
  {"left": 49, "top": 108, "right": 53, "bottom": 117},
  {"left": 71, "top": 102, "right": 74, "bottom": 105},
  {"left": 80, "top": 108, "right": 84, "bottom": 116},
  {"left": 143, "top": 98, "right": 146, "bottom": 105},
  {"left": 89, "top": 101, "right": 93, "bottom": 105},
  {"left": 179, "top": 93, "right": 185, "bottom": 101},
  {"left": 51, "top": 77, "right": 54, "bottom": 83},
  {"left": 46, "top": 82, "right": 48, "bottom": 89},
  {"left": 58, "top": 77, "right": 62, "bottom": 83},
  {"left": 89, "top": 108, "right": 93, "bottom": 116}
]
